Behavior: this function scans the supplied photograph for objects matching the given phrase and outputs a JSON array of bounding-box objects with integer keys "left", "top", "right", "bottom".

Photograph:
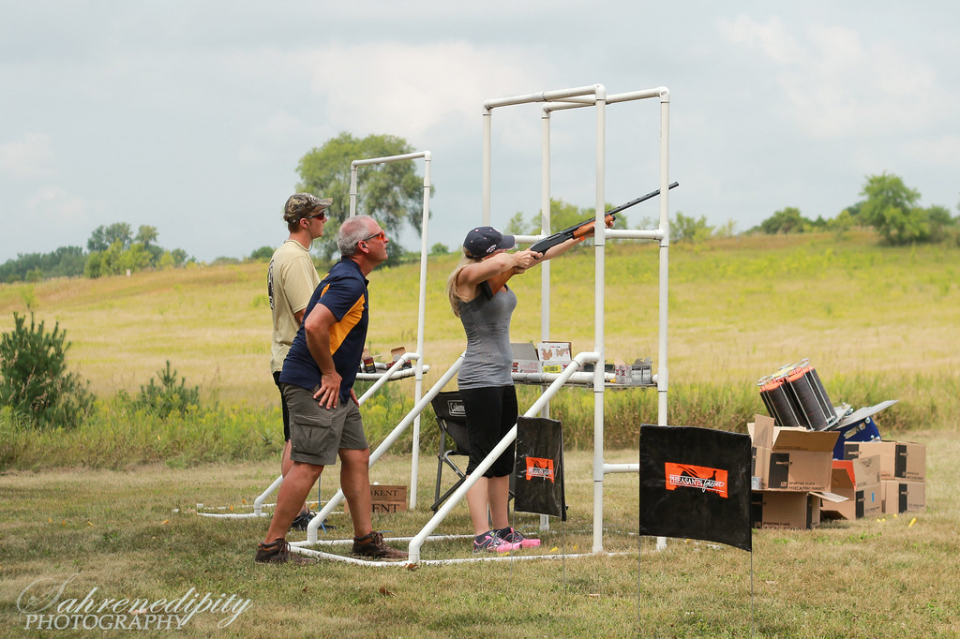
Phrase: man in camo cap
[{"left": 267, "top": 193, "right": 332, "bottom": 530}]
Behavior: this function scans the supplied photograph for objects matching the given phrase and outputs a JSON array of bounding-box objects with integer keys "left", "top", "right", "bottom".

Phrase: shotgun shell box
[
  {"left": 537, "top": 341, "right": 571, "bottom": 374},
  {"left": 345, "top": 485, "right": 408, "bottom": 515}
]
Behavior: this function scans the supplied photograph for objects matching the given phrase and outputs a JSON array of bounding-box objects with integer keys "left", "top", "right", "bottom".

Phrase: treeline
[
  {"left": 0, "top": 222, "right": 198, "bottom": 284},
  {"left": 500, "top": 171, "right": 959, "bottom": 248},
  {"left": 749, "top": 172, "right": 959, "bottom": 245}
]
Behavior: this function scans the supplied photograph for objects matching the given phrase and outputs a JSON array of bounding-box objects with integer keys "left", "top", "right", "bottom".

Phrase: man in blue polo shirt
[{"left": 256, "top": 215, "right": 407, "bottom": 563}]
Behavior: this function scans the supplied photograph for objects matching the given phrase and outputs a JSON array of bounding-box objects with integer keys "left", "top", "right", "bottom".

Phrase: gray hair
[{"left": 338, "top": 215, "right": 376, "bottom": 257}]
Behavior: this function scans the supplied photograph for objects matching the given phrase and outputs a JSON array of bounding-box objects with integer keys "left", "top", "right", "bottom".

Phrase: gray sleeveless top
[{"left": 457, "top": 286, "right": 517, "bottom": 389}]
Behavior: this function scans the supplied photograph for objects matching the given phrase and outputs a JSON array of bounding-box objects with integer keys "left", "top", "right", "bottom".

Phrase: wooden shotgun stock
[{"left": 479, "top": 181, "right": 679, "bottom": 299}]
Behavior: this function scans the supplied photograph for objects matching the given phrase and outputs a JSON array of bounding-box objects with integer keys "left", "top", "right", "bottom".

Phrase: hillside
[{"left": 1, "top": 231, "right": 958, "bottom": 419}]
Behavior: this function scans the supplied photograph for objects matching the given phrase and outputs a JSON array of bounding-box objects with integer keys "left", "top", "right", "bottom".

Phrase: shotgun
[{"left": 480, "top": 181, "right": 679, "bottom": 299}]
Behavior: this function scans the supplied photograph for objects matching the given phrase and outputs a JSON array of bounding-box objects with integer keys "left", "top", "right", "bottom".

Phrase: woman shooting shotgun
[
  {"left": 444, "top": 221, "right": 607, "bottom": 552},
  {"left": 445, "top": 181, "right": 676, "bottom": 553}
]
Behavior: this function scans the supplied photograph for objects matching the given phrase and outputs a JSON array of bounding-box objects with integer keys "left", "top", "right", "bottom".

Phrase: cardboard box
[
  {"left": 751, "top": 491, "right": 822, "bottom": 530},
  {"left": 844, "top": 441, "right": 926, "bottom": 482},
  {"left": 537, "top": 341, "right": 571, "bottom": 373},
  {"left": 821, "top": 456, "right": 882, "bottom": 520},
  {"left": 749, "top": 416, "right": 839, "bottom": 491},
  {"left": 881, "top": 480, "right": 925, "bottom": 515},
  {"left": 391, "top": 346, "right": 412, "bottom": 370},
  {"left": 748, "top": 415, "right": 775, "bottom": 490},
  {"left": 511, "top": 343, "right": 541, "bottom": 374},
  {"left": 826, "top": 399, "right": 896, "bottom": 459},
  {"left": 345, "top": 484, "right": 408, "bottom": 515}
]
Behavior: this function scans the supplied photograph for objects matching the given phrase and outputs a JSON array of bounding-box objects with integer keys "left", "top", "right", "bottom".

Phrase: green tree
[
  {"left": 429, "top": 243, "right": 450, "bottom": 256},
  {"left": 296, "top": 132, "right": 431, "bottom": 261},
  {"left": 0, "top": 312, "right": 94, "bottom": 429},
  {"left": 249, "top": 246, "right": 274, "bottom": 261},
  {"left": 87, "top": 222, "right": 132, "bottom": 252},
  {"left": 859, "top": 172, "right": 926, "bottom": 245},
  {"left": 758, "top": 207, "right": 807, "bottom": 234},
  {"left": 135, "top": 225, "right": 158, "bottom": 247},
  {"left": 926, "top": 204, "right": 957, "bottom": 243},
  {"left": 673, "top": 212, "right": 714, "bottom": 243},
  {"left": 135, "top": 225, "right": 163, "bottom": 265},
  {"left": 505, "top": 212, "right": 529, "bottom": 235}
]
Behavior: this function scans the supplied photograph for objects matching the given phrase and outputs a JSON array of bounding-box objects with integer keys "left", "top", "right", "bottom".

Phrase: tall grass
[
  {"left": 3, "top": 369, "right": 954, "bottom": 471},
  {"left": 1, "top": 230, "right": 958, "bottom": 470}
]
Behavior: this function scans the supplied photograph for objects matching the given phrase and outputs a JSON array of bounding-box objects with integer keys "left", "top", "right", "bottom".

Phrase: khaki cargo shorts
[{"left": 281, "top": 383, "right": 368, "bottom": 466}]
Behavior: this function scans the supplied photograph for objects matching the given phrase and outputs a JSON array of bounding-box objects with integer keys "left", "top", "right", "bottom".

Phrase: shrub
[
  {"left": 134, "top": 360, "right": 202, "bottom": 418},
  {"left": 0, "top": 312, "right": 94, "bottom": 429}
]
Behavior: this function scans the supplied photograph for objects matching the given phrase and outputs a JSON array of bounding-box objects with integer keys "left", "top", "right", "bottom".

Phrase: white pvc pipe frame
[
  {"left": 349, "top": 151, "right": 432, "bottom": 510},
  {"left": 198, "top": 151, "right": 432, "bottom": 519},
  {"left": 289, "top": 84, "right": 672, "bottom": 563},
  {"left": 482, "top": 84, "right": 672, "bottom": 553}
]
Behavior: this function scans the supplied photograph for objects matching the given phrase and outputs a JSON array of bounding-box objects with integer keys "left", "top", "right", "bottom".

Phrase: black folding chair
[{"left": 430, "top": 391, "right": 472, "bottom": 512}]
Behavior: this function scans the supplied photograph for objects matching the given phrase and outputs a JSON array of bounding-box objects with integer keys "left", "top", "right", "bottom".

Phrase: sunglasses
[
  {"left": 361, "top": 230, "right": 387, "bottom": 242},
  {"left": 304, "top": 210, "right": 327, "bottom": 221}
]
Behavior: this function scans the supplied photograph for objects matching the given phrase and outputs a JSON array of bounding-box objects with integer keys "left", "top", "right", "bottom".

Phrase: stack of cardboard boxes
[
  {"left": 844, "top": 441, "right": 926, "bottom": 515},
  {"left": 749, "top": 414, "right": 926, "bottom": 529}
]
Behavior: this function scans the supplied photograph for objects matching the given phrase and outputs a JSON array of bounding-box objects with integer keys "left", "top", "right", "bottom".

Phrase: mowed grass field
[
  {"left": 1, "top": 230, "right": 959, "bottom": 637},
  {"left": 1, "top": 435, "right": 958, "bottom": 637}
]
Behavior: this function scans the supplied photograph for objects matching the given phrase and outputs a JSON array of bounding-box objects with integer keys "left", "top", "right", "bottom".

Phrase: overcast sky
[{"left": 2, "top": 1, "right": 958, "bottom": 264}]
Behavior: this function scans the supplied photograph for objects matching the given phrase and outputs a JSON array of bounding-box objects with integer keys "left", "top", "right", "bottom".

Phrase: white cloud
[
  {"left": 308, "top": 41, "right": 550, "bottom": 145},
  {"left": 719, "top": 16, "right": 951, "bottom": 139},
  {"left": 27, "top": 186, "right": 90, "bottom": 227},
  {"left": 0, "top": 132, "right": 55, "bottom": 179}
]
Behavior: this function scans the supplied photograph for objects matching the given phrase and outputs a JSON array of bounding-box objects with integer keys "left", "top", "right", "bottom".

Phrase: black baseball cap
[{"left": 462, "top": 226, "right": 515, "bottom": 258}]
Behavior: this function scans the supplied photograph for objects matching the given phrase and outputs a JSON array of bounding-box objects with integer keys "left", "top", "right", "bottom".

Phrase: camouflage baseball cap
[{"left": 283, "top": 193, "right": 333, "bottom": 224}]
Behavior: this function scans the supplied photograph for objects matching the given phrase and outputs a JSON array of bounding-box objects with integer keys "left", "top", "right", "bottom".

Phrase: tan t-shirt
[{"left": 268, "top": 239, "right": 321, "bottom": 372}]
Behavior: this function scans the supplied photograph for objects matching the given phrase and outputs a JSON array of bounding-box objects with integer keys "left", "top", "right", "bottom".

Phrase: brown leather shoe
[
  {"left": 351, "top": 531, "right": 408, "bottom": 560},
  {"left": 255, "top": 538, "right": 314, "bottom": 565}
]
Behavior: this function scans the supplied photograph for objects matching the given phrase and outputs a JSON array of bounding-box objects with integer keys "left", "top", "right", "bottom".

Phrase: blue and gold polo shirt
[{"left": 279, "top": 258, "right": 369, "bottom": 403}]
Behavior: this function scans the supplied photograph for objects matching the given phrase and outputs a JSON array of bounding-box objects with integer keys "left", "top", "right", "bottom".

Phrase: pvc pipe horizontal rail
[
  {"left": 355, "top": 353, "right": 419, "bottom": 405},
  {"left": 604, "top": 463, "right": 639, "bottom": 474},
  {"left": 301, "top": 355, "right": 464, "bottom": 544},
  {"left": 542, "top": 87, "right": 670, "bottom": 114},
  {"left": 351, "top": 151, "right": 431, "bottom": 167},
  {"left": 407, "top": 350, "right": 600, "bottom": 564},
  {"left": 354, "top": 366, "right": 427, "bottom": 382},
  {"left": 484, "top": 84, "right": 605, "bottom": 110}
]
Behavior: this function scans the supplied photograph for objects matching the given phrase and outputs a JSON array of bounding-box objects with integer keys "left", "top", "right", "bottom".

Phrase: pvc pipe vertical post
[
  {"left": 592, "top": 89, "right": 607, "bottom": 554},
  {"left": 538, "top": 109, "right": 553, "bottom": 531},
  {"left": 655, "top": 90, "right": 671, "bottom": 552},
  {"left": 540, "top": 110, "right": 552, "bottom": 343},
  {"left": 656, "top": 92, "right": 670, "bottom": 428},
  {"left": 409, "top": 152, "right": 432, "bottom": 508},
  {"left": 349, "top": 166, "right": 359, "bottom": 217},
  {"left": 482, "top": 108, "right": 493, "bottom": 226}
]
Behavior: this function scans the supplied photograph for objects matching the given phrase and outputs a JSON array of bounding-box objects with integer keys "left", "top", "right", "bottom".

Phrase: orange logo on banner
[
  {"left": 526, "top": 457, "right": 555, "bottom": 482},
  {"left": 664, "top": 462, "right": 728, "bottom": 498}
]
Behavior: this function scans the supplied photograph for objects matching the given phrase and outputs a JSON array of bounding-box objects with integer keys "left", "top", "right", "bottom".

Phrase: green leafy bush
[
  {"left": 134, "top": 360, "right": 202, "bottom": 418},
  {"left": 0, "top": 312, "right": 94, "bottom": 429}
]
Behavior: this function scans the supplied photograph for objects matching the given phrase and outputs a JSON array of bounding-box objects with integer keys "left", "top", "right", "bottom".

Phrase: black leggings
[{"left": 459, "top": 385, "right": 518, "bottom": 478}]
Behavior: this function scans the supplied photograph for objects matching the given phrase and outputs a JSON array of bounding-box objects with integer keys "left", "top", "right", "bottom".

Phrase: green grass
[{"left": 1, "top": 431, "right": 957, "bottom": 638}]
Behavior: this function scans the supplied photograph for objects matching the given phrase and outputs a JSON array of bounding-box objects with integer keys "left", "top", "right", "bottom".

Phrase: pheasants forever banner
[
  {"left": 514, "top": 416, "right": 566, "bottom": 519},
  {"left": 639, "top": 424, "right": 752, "bottom": 551}
]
